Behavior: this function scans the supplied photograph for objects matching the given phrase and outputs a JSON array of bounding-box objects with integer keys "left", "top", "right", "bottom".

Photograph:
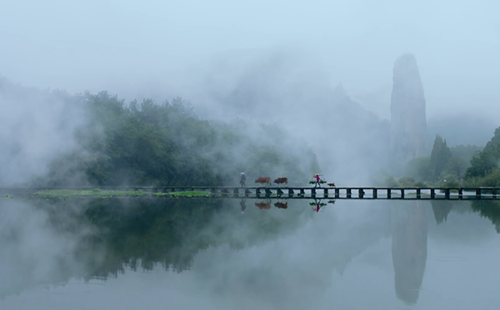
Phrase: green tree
[
  {"left": 405, "top": 157, "right": 431, "bottom": 181},
  {"left": 444, "top": 157, "right": 467, "bottom": 180},
  {"left": 429, "top": 135, "right": 452, "bottom": 180},
  {"left": 464, "top": 127, "right": 500, "bottom": 183}
]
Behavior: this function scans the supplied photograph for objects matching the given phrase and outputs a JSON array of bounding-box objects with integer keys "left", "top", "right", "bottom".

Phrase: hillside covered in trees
[
  {"left": 40, "top": 92, "right": 321, "bottom": 187},
  {"left": 376, "top": 127, "right": 500, "bottom": 188},
  {"left": 0, "top": 76, "right": 320, "bottom": 187}
]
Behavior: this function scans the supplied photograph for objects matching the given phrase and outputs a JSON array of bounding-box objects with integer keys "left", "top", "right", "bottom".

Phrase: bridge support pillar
[
  {"left": 373, "top": 189, "right": 377, "bottom": 199},
  {"left": 458, "top": 188, "right": 463, "bottom": 199},
  {"left": 476, "top": 188, "right": 481, "bottom": 200},
  {"left": 347, "top": 188, "right": 351, "bottom": 198},
  {"left": 288, "top": 188, "right": 294, "bottom": 196},
  {"left": 430, "top": 189, "right": 435, "bottom": 199},
  {"left": 387, "top": 189, "right": 391, "bottom": 199},
  {"left": 401, "top": 189, "right": 404, "bottom": 199},
  {"left": 445, "top": 188, "right": 450, "bottom": 199},
  {"left": 335, "top": 188, "right": 340, "bottom": 198},
  {"left": 358, "top": 188, "right": 364, "bottom": 198},
  {"left": 416, "top": 188, "right": 421, "bottom": 199},
  {"left": 323, "top": 188, "right": 328, "bottom": 198}
]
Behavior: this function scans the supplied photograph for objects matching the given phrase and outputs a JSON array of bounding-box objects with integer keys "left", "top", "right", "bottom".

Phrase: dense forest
[{"left": 28, "top": 91, "right": 321, "bottom": 187}]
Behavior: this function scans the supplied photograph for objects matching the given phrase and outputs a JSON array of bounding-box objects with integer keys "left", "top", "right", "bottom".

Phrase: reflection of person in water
[
  {"left": 240, "top": 199, "right": 246, "bottom": 214},
  {"left": 311, "top": 199, "right": 325, "bottom": 212}
]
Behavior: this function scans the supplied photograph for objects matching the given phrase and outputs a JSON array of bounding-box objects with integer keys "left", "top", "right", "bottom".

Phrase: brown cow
[
  {"left": 255, "top": 176, "right": 271, "bottom": 186},
  {"left": 255, "top": 202, "right": 271, "bottom": 210},
  {"left": 274, "top": 201, "right": 288, "bottom": 209},
  {"left": 273, "top": 177, "right": 288, "bottom": 186}
]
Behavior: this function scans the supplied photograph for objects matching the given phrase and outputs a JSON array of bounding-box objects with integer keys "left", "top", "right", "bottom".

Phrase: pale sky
[{"left": 1, "top": 0, "right": 499, "bottom": 120}]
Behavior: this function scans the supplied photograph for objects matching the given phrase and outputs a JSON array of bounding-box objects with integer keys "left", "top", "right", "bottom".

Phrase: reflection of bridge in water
[{"left": 4, "top": 186, "right": 499, "bottom": 200}]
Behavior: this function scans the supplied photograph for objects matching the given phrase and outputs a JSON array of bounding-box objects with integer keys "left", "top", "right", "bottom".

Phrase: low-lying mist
[{"left": 0, "top": 77, "right": 89, "bottom": 187}]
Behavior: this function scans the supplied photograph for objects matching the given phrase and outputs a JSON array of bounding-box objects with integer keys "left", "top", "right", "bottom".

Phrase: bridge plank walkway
[{"left": 1, "top": 186, "right": 499, "bottom": 200}]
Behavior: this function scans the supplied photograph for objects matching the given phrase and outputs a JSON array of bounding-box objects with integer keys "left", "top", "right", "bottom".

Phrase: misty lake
[{"left": 1, "top": 197, "right": 499, "bottom": 310}]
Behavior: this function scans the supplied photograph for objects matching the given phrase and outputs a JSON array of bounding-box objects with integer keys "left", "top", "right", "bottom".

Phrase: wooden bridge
[{"left": 2, "top": 186, "right": 500, "bottom": 200}]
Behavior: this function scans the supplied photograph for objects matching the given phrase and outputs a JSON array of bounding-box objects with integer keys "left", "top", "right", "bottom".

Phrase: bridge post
[
  {"left": 288, "top": 188, "right": 294, "bottom": 196},
  {"left": 323, "top": 188, "right": 328, "bottom": 198},
  {"left": 416, "top": 188, "right": 421, "bottom": 199},
  {"left": 265, "top": 188, "right": 272, "bottom": 196},
  {"left": 300, "top": 189, "right": 305, "bottom": 197},
  {"left": 458, "top": 188, "right": 463, "bottom": 199},
  {"left": 430, "top": 188, "right": 435, "bottom": 199},
  {"left": 476, "top": 188, "right": 481, "bottom": 200},
  {"left": 335, "top": 188, "right": 340, "bottom": 198},
  {"left": 233, "top": 188, "right": 239, "bottom": 195},
  {"left": 347, "top": 188, "right": 351, "bottom": 198},
  {"left": 358, "top": 188, "right": 364, "bottom": 198},
  {"left": 277, "top": 188, "right": 284, "bottom": 196},
  {"left": 387, "top": 189, "right": 391, "bottom": 199},
  {"left": 373, "top": 189, "right": 377, "bottom": 199},
  {"left": 493, "top": 188, "right": 497, "bottom": 199},
  {"left": 256, "top": 188, "right": 261, "bottom": 196},
  {"left": 445, "top": 188, "right": 450, "bottom": 199},
  {"left": 311, "top": 188, "right": 316, "bottom": 198},
  {"left": 400, "top": 189, "right": 404, "bottom": 199}
]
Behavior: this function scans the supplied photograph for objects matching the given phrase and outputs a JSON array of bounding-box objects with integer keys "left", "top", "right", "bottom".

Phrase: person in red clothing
[{"left": 314, "top": 174, "right": 322, "bottom": 188}]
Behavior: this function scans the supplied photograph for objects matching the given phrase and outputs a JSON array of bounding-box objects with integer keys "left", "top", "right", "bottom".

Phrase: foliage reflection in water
[{"left": 0, "top": 197, "right": 499, "bottom": 309}]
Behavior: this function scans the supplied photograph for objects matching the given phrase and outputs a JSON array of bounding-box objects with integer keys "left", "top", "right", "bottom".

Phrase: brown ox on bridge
[
  {"left": 255, "top": 202, "right": 271, "bottom": 210},
  {"left": 273, "top": 177, "right": 288, "bottom": 186},
  {"left": 255, "top": 176, "right": 271, "bottom": 186},
  {"left": 274, "top": 201, "right": 288, "bottom": 209}
]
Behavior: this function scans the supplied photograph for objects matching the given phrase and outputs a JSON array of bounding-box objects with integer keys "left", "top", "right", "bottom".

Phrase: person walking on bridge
[
  {"left": 240, "top": 172, "right": 246, "bottom": 187},
  {"left": 314, "top": 174, "right": 322, "bottom": 188}
]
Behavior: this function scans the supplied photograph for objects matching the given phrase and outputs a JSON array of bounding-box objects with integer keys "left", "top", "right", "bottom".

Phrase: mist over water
[
  {"left": 1, "top": 1, "right": 499, "bottom": 309},
  {"left": 1, "top": 198, "right": 499, "bottom": 310}
]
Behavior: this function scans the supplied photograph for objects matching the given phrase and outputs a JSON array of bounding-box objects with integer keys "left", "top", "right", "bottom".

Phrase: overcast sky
[{"left": 1, "top": 0, "right": 499, "bottom": 120}]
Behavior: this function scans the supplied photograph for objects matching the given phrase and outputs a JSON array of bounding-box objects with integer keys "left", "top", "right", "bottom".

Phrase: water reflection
[
  {"left": 1, "top": 197, "right": 500, "bottom": 309},
  {"left": 391, "top": 201, "right": 428, "bottom": 305}
]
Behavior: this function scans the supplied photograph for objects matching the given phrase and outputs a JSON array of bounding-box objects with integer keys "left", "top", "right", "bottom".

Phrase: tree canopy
[{"left": 37, "top": 91, "right": 320, "bottom": 187}]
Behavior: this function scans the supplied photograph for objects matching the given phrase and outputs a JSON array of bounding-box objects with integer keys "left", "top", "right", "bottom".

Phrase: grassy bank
[{"left": 34, "top": 189, "right": 212, "bottom": 198}]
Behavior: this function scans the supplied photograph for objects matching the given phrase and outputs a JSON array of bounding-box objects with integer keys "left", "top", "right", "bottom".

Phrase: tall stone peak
[{"left": 390, "top": 53, "right": 427, "bottom": 164}]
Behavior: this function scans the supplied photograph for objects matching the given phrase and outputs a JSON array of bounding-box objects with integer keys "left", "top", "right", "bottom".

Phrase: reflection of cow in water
[
  {"left": 273, "top": 177, "right": 288, "bottom": 186},
  {"left": 274, "top": 201, "right": 288, "bottom": 209},
  {"left": 255, "top": 176, "right": 271, "bottom": 186},
  {"left": 255, "top": 202, "right": 271, "bottom": 210}
]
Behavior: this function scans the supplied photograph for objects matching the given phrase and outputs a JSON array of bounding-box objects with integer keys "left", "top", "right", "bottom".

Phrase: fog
[
  {"left": 1, "top": 1, "right": 500, "bottom": 309},
  {"left": 1, "top": 198, "right": 500, "bottom": 310},
  {"left": 1, "top": 0, "right": 499, "bottom": 119},
  {"left": 2, "top": 0, "right": 499, "bottom": 186}
]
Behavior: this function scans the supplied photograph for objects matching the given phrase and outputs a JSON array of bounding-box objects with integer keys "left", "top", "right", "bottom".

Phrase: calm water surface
[{"left": 1, "top": 197, "right": 499, "bottom": 310}]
